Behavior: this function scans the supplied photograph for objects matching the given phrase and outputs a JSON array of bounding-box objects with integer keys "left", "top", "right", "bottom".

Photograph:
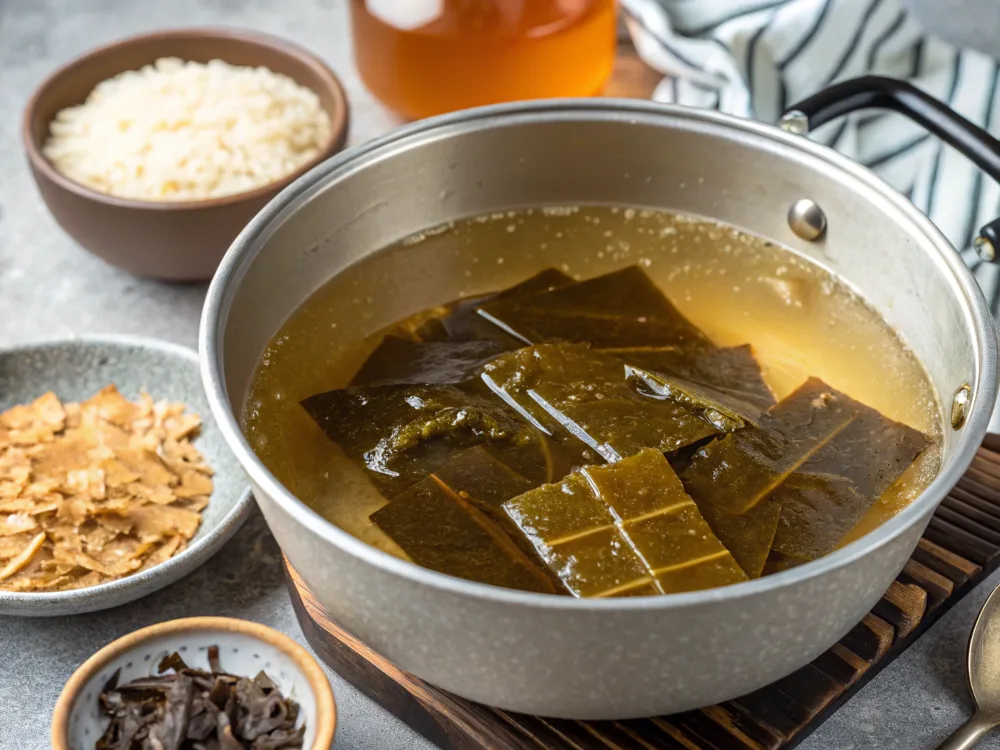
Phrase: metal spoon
[{"left": 938, "top": 582, "right": 1000, "bottom": 749}]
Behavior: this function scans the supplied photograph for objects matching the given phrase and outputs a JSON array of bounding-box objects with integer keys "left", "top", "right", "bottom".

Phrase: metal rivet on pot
[
  {"left": 779, "top": 110, "right": 810, "bottom": 135},
  {"left": 788, "top": 199, "right": 827, "bottom": 241},
  {"left": 952, "top": 384, "right": 972, "bottom": 430},
  {"left": 975, "top": 235, "right": 997, "bottom": 263}
]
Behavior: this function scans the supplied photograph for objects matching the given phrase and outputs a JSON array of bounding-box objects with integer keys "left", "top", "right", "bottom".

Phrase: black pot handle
[{"left": 782, "top": 75, "right": 1000, "bottom": 261}]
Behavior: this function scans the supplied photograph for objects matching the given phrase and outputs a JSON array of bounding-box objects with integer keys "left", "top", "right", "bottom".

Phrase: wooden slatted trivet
[{"left": 283, "top": 444, "right": 1000, "bottom": 750}]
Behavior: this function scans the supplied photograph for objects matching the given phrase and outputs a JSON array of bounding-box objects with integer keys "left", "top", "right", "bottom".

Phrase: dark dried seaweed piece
[
  {"left": 503, "top": 449, "right": 746, "bottom": 597},
  {"left": 187, "top": 696, "right": 219, "bottom": 741},
  {"left": 149, "top": 674, "right": 194, "bottom": 750},
  {"left": 158, "top": 652, "right": 190, "bottom": 674},
  {"left": 208, "top": 677, "right": 233, "bottom": 710},
  {"left": 96, "top": 699, "right": 159, "bottom": 750},
  {"left": 481, "top": 343, "right": 729, "bottom": 462},
  {"left": 252, "top": 672, "right": 278, "bottom": 692},
  {"left": 96, "top": 647, "right": 304, "bottom": 750},
  {"left": 350, "top": 337, "right": 506, "bottom": 386},
  {"left": 370, "top": 446, "right": 558, "bottom": 593},
  {"left": 476, "top": 266, "right": 714, "bottom": 350},
  {"left": 301, "top": 383, "right": 534, "bottom": 497},
  {"left": 234, "top": 678, "right": 289, "bottom": 741}
]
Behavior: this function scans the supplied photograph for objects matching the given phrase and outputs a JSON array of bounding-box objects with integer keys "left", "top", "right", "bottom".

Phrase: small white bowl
[{"left": 51, "top": 616, "right": 337, "bottom": 750}]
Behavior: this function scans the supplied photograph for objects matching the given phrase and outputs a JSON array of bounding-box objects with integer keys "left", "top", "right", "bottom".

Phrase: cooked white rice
[{"left": 42, "top": 57, "right": 333, "bottom": 202}]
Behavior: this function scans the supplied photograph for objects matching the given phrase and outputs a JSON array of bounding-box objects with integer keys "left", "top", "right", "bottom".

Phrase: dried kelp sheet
[
  {"left": 301, "top": 383, "right": 532, "bottom": 497},
  {"left": 682, "top": 378, "right": 929, "bottom": 571},
  {"left": 412, "top": 268, "right": 575, "bottom": 344},
  {"left": 370, "top": 445, "right": 559, "bottom": 593},
  {"left": 481, "top": 343, "right": 738, "bottom": 462},
  {"left": 97, "top": 646, "right": 304, "bottom": 750},
  {"left": 503, "top": 449, "right": 747, "bottom": 597},
  {"left": 350, "top": 337, "right": 506, "bottom": 386},
  {"left": 476, "top": 266, "right": 714, "bottom": 349},
  {"left": 608, "top": 344, "right": 776, "bottom": 418}
]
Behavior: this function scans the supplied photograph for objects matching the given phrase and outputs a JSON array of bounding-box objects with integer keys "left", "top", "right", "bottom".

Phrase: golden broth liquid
[{"left": 244, "top": 206, "right": 942, "bottom": 561}]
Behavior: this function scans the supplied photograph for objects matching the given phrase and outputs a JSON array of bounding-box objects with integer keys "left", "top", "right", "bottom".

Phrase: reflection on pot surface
[{"left": 243, "top": 205, "right": 941, "bottom": 596}]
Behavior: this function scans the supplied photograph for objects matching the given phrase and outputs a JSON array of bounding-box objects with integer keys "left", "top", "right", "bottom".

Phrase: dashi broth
[{"left": 244, "top": 206, "right": 941, "bottom": 590}]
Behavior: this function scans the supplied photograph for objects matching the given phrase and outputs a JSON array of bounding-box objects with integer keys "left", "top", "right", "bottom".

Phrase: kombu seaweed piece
[
  {"left": 481, "top": 343, "right": 730, "bottom": 462},
  {"left": 433, "top": 444, "right": 537, "bottom": 511},
  {"left": 370, "top": 446, "right": 559, "bottom": 593},
  {"left": 415, "top": 268, "right": 575, "bottom": 345},
  {"left": 584, "top": 449, "right": 749, "bottom": 594},
  {"left": 503, "top": 449, "right": 747, "bottom": 597},
  {"left": 683, "top": 378, "right": 904, "bottom": 515},
  {"left": 503, "top": 471, "right": 650, "bottom": 597},
  {"left": 301, "top": 383, "right": 534, "bottom": 497},
  {"left": 770, "top": 472, "right": 871, "bottom": 561},
  {"left": 696, "top": 497, "right": 781, "bottom": 579},
  {"left": 608, "top": 344, "right": 776, "bottom": 417},
  {"left": 681, "top": 377, "right": 929, "bottom": 574},
  {"left": 350, "top": 337, "right": 506, "bottom": 386},
  {"left": 476, "top": 266, "right": 714, "bottom": 349},
  {"left": 785, "top": 382, "right": 931, "bottom": 501}
]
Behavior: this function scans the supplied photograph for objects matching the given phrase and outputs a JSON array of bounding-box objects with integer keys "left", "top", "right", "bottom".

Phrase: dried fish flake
[
  {"left": 0, "top": 387, "right": 212, "bottom": 592},
  {"left": 0, "top": 532, "right": 46, "bottom": 580}
]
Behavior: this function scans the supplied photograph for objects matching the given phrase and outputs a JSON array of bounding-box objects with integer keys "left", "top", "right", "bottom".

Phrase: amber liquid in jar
[{"left": 349, "top": 0, "right": 618, "bottom": 119}]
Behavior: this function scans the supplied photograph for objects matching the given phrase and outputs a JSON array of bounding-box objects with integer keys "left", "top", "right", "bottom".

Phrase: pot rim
[{"left": 200, "top": 97, "right": 999, "bottom": 611}]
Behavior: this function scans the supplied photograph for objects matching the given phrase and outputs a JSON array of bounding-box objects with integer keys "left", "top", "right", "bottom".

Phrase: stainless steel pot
[{"left": 201, "top": 78, "right": 999, "bottom": 719}]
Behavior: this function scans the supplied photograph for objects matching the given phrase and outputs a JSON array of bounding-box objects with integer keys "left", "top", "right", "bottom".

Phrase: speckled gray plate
[{"left": 0, "top": 335, "right": 252, "bottom": 617}]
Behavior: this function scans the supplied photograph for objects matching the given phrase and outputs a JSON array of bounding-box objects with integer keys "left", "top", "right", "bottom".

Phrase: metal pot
[{"left": 201, "top": 77, "right": 999, "bottom": 719}]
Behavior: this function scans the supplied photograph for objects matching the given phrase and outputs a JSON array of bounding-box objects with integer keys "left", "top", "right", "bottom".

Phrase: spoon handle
[{"left": 937, "top": 712, "right": 997, "bottom": 750}]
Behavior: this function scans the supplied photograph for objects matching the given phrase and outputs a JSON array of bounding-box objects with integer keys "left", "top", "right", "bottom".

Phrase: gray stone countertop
[{"left": 0, "top": 1, "right": 997, "bottom": 748}]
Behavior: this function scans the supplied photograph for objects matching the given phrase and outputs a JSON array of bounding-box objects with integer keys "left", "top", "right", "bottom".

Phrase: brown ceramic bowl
[
  {"left": 51, "top": 616, "right": 337, "bottom": 749},
  {"left": 23, "top": 28, "right": 350, "bottom": 282}
]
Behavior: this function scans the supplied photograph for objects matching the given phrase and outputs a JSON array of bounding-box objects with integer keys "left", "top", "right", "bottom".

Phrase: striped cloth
[{"left": 620, "top": 0, "right": 1000, "bottom": 313}]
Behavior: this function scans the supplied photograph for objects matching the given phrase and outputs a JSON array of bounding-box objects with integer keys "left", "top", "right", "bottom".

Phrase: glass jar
[{"left": 349, "top": 0, "right": 618, "bottom": 120}]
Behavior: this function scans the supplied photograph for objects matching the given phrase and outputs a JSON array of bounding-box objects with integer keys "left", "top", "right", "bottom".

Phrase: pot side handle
[{"left": 783, "top": 75, "right": 1000, "bottom": 260}]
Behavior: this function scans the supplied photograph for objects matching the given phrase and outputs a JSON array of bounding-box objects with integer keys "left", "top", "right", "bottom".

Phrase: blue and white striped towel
[{"left": 620, "top": 0, "right": 1000, "bottom": 314}]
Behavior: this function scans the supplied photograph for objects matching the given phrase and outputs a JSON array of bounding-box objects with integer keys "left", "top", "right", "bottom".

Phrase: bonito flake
[{"left": 0, "top": 386, "right": 212, "bottom": 592}]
